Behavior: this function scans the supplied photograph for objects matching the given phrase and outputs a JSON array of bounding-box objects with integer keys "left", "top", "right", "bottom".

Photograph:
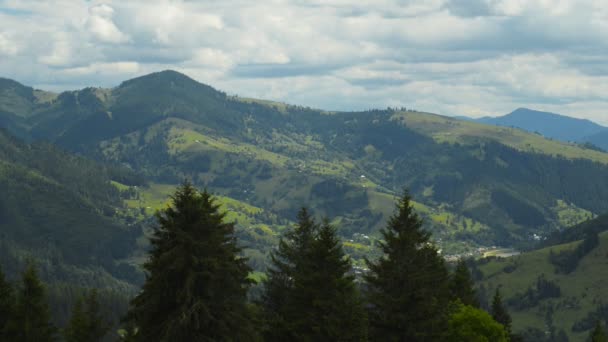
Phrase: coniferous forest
[
  {"left": 0, "top": 182, "right": 512, "bottom": 341},
  {"left": 3, "top": 72, "right": 608, "bottom": 341}
]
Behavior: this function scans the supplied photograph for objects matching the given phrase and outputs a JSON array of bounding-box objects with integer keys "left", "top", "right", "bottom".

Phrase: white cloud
[
  {"left": 63, "top": 61, "right": 140, "bottom": 76},
  {"left": 1, "top": 0, "right": 608, "bottom": 125},
  {"left": 0, "top": 32, "right": 18, "bottom": 56},
  {"left": 86, "top": 4, "right": 129, "bottom": 44}
]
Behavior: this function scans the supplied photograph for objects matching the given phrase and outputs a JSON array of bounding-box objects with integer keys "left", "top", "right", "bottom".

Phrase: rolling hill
[
  {"left": 6, "top": 71, "right": 608, "bottom": 335},
  {"left": 3, "top": 70, "right": 608, "bottom": 260},
  {"left": 476, "top": 214, "right": 608, "bottom": 341}
]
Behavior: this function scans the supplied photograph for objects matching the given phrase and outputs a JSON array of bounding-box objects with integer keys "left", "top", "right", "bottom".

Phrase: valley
[{"left": 3, "top": 71, "right": 608, "bottom": 339}]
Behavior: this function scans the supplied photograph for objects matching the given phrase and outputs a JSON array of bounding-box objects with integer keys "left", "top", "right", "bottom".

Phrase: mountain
[
  {"left": 0, "top": 128, "right": 144, "bottom": 286},
  {"left": 4, "top": 71, "right": 608, "bottom": 261},
  {"left": 477, "top": 108, "right": 608, "bottom": 143},
  {"left": 583, "top": 130, "right": 608, "bottom": 151},
  {"left": 7, "top": 71, "right": 608, "bottom": 335},
  {"left": 476, "top": 213, "right": 608, "bottom": 341}
]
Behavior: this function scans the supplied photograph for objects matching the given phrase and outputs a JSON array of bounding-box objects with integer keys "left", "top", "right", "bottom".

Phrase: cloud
[
  {"left": 1, "top": 0, "right": 608, "bottom": 124},
  {"left": 0, "top": 32, "right": 18, "bottom": 56},
  {"left": 86, "top": 4, "right": 129, "bottom": 44}
]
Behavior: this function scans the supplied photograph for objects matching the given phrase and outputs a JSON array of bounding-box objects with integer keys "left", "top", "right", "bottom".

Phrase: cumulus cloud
[
  {"left": 1, "top": 0, "right": 608, "bottom": 124},
  {"left": 87, "top": 4, "right": 130, "bottom": 44}
]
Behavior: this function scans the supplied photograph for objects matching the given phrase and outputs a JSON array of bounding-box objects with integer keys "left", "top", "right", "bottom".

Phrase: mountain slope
[
  {"left": 476, "top": 213, "right": 608, "bottom": 341},
  {"left": 477, "top": 108, "right": 608, "bottom": 143},
  {"left": 3, "top": 71, "right": 608, "bottom": 257},
  {"left": 0, "top": 129, "right": 144, "bottom": 288},
  {"left": 583, "top": 130, "right": 608, "bottom": 151}
]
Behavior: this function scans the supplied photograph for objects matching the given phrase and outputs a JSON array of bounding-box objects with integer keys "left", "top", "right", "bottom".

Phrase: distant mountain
[
  {"left": 583, "top": 130, "right": 608, "bottom": 151},
  {"left": 476, "top": 108, "right": 608, "bottom": 143}
]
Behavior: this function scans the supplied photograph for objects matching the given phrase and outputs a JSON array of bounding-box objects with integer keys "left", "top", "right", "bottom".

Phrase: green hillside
[
  {"left": 476, "top": 214, "right": 608, "bottom": 341},
  {"left": 396, "top": 110, "right": 608, "bottom": 164},
  {"left": 0, "top": 129, "right": 144, "bottom": 287},
  {"left": 2, "top": 71, "right": 608, "bottom": 260}
]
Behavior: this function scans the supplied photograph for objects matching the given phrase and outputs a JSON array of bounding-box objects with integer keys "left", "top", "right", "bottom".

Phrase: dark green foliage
[
  {"left": 0, "top": 267, "right": 14, "bottom": 341},
  {"left": 63, "top": 290, "right": 110, "bottom": 342},
  {"left": 0, "top": 129, "right": 141, "bottom": 285},
  {"left": 574, "top": 304, "right": 608, "bottom": 333},
  {"left": 262, "top": 208, "right": 317, "bottom": 340},
  {"left": 549, "top": 231, "right": 599, "bottom": 274},
  {"left": 516, "top": 327, "right": 547, "bottom": 341},
  {"left": 507, "top": 274, "right": 561, "bottom": 310},
  {"left": 449, "top": 259, "right": 479, "bottom": 307},
  {"left": 5, "top": 263, "right": 56, "bottom": 342},
  {"left": 491, "top": 190, "right": 546, "bottom": 227},
  {"left": 491, "top": 289, "right": 512, "bottom": 336},
  {"left": 542, "top": 213, "right": 608, "bottom": 248},
  {"left": 591, "top": 321, "right": 608, "bottom": 342},
  {"left": 553, "top": 329, "right": 569, "bottom": 342},
  {"left": 446, "top": 303, "right": 508, "bottom": 342},
  {"left": 364, "top": 191, "right": 450, "bottom": 341},
  {"left": 125, "top": 182, "right": 255, "bottom": 341},
  {"left": 262, "top": 209, "right": 367, "bottom": 341}
]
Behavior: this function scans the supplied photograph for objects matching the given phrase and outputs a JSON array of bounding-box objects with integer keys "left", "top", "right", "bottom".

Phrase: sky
[{"left": 1, "top": 0, "right": 608, "bottom": 124}]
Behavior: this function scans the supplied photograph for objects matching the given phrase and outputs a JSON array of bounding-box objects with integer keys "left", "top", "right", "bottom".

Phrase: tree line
[
  {"left": 3, "top": 182, "right": 603, "bottom": 341},
  {"left": 122, "top": 183, "right": 510, "bottom": 341}
]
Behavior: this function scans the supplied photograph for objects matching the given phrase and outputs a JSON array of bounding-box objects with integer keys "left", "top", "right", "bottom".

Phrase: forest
[
  {"left": 0, "top": 183, "right": 521, "bottom": 342},
  {"left": 3, "top": 72, "right": 608, "bottom": 341}
]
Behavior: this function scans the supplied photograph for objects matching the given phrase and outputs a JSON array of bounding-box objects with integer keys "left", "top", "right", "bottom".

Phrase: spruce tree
[
  {"left": 294, "top": 220, "right": 367, "bottom": 341},
  {"left": 64, "top": 290, "right": 110, "bottom": 342},
  {"left": 262, "top": 207, "right": 318, "bottom": 341},
  {"left": 491, "top": 289, "right": 512, "bottom": 337},
  {"left": 449, "top": 259, "right": 479, "bottom": 307},
  {"left": 591, "top": 321, "right": 608, "bottom": 342},
  {"left": 364, "top": 190, "right": 450, "bottom": 341},
  {"left": 262, "top": 210, "right": 367, "bottom": 341},
  {"left": 0, "top": 267, "right": 14, "bottom": 341},
  {"left": 5, "top": 263, "right": 56, "bottom": 342},
  {"left": 125, "top": 182, "right": 254, "bottom": 341}
]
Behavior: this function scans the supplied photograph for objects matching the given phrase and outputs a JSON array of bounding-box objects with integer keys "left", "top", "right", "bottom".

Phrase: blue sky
[{"left": 1, "top": 0, "right": 608, "bottom": 124}]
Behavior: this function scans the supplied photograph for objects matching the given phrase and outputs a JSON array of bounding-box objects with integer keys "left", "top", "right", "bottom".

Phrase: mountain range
[
  {"left": 4, "top": 71, "right": 608, "bottom": 339},
  {"left": 470, "top": 108, "right": 608, "bottom": 150},
  {"left": 2, "top": 71, "right": 608, "bottom": 253}
]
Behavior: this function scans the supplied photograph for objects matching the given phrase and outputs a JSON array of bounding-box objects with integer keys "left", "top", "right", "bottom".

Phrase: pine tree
[
  {"left": 295, "top": 220, "right": 367, "bottom": 341},
  {"left": 449, "top": 259, "right": 479, "bottom": 307},
  {"left": 491, "top": 289, "right": 512, "bottom": 337},
  {"left": 0, "top": 267, "right": 14, "bottom": 341},
  {"left": 262, "top": 207, "right": 318, "bottom": 340},
  {"left": 262, "top": 210, "right": 367, "bottom": 341},
  {"left": 125, "top": 182, "right": 254, "bottom": 341},
  {"left": 64, "top": 290, "right": 110, "bottom": 342},
  {"left": 5, "top": 263, "right": 56, "bottom": 342},
  {"left": 591, "top": 321, "right": 608, "bottom": 342},
  {"left": 364, "top": 190, "right": 450, "bottom": 341}
]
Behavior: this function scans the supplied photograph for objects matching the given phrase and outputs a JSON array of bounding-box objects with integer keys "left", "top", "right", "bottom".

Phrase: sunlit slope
[
  {"left": 477, "top": 230, "right": 608, "bottom": 341},
  {"left": 4, "top": 70, "right": 608, "bottom": 254},
  {"left": 394, "top": 111, "right": 608, "bottom": 164}
]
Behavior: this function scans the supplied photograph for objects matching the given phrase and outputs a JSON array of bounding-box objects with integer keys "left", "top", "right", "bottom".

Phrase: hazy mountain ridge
[{"left": 472, "top": 108, "right": 608, "bottom": 150}]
